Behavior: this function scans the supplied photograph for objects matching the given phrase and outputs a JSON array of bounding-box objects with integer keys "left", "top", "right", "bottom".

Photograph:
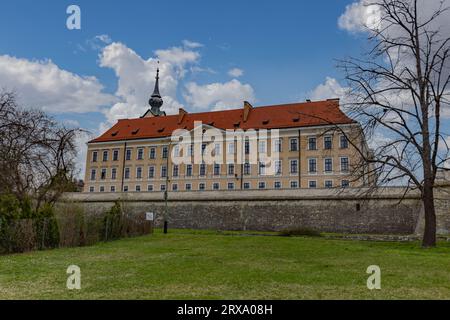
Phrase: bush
[
  {"left": 278, "top": 227, "right": 322, "bottom": 237},
  {"left": 102, "top": 201, "right": 123, "bottom": 241},
  {"left": 34, "top": 204, "right": 60, "bottom": 250}
]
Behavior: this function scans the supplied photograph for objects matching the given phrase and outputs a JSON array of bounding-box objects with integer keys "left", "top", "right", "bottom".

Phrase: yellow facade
[{"left": 84, "top": 124, "right": 370, "bottom": 193}]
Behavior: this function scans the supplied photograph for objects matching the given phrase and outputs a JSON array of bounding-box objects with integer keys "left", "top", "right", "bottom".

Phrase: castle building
[{"left": 84, "top": 69, "right": 373, "bottom": 193}]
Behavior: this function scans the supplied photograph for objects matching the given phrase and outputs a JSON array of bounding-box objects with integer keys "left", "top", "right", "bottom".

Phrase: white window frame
[
  {"left": 308, "top": 158, "right": 318, "bottom": 175},
  {"left": 324, "top": 158, "right": 333, "bottom": 174},
  {"left": 308, "top": 180, "right": 317, "bottom": 189}
]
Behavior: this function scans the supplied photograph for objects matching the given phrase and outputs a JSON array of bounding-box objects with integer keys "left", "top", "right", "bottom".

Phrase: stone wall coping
[{"left": 62, "top": 187, "right": 422, "bottom": 203}]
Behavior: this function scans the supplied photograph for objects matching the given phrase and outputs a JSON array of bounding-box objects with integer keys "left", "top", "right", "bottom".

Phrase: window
[
  {"left": 89, "top": 186, "right": 95, "bottom": 193},
  {"left": 161, "top": 165, "right": 167, "bottom": 178},
  {"left": 186, "top": 164, "right": 193, "bottom": 177},
  {"left": 199, "top": 163, "right": 206, "bottom": 176},
  {"left": 126, "top": 149, "right": 132, "bottom": 161},
  {"left": 324, "top": 136, "right": 333, "bottom": 150},
  {"left": 147, "top": 185, "right": 154, "bottom": 192},
  {"left": 258, "top": 182, "right": 266, "bottom": 189},
  {"left": 173, "top": 145, "right": 180, "bottom": 158},
  {"left": 258, "top": 162, "right": 266, "bottom": 175},
  {"left": 308, "top": 137, "right": 317, "bottom": 150},
  {"left": 275, "top": 160, "right": 282, "bottom": 175},
  {"left": 202, "top": 143, "right": 207, "bottom": 155},
  {"left": 90, "top": 169, "right": 96, "bottom": 181},
  {"left": 290, "top": 138, "right": 298, "bottom": 152},
  {"left": 213, "top": 183, "right": 220, "bottom": 190},
  {"left": 111, "top": 168, "right": 117, "bottom": 180},
  {"left": 243, "top": 182, "right": 251, "bottom": 189},
  {"left": 102, "top": 150, "right": 108, "bottom": 162},
  {"left": 274, "top": 139, "right": 282, "bottom": 153},
  {"left": 101, "top": 168, "right": 107, "bottom": 180},
  {"left": 172, "top": 165, "right": 179, "bottom": 177},
  {"left": 148, "top": 166, "right": 155, "bottom": 179},
  {"left": 258, "top": 140, "right": 267, "bottom": 153},
  {"left": 291, "top": 181, "right": 299, "bottom": 189},
  {"left": 149, "top": 147, "right": 156, "bottom": 159},
  {"left": 162, "top": 146, "right": 168, "bottom": 159},
  {"left": 185, "top": 183, "right": 192, "bottom": 191},
  {"left": 214, "top": 143, "right": 221, "bottom": 156},
  {"left": 340, "top": 135, "right": 349, "bottom": 149},
  {"left": 135, "top": 185, "right": 141, "bottom": 192},
  {"left": 325, "top": 180, "right": 333, "bottom": 188},
  {"left": 245, "top": 139, "right": 250, "bottom": 154},
  {"left": 228, "top": 142, "right": 235, "bottom": 155},
  {"left": 341, "top": 180, "right": 350, "bottom": 188},
  {"left": 172, "top": 184, "right": 178, "bottom": 191},
  {"left": 199, "top": 183, "right": 206, "bottom": 191},
  {"left": 188, "top": 144, "right": 194, "bottom": 156},
  {"left": 123, "top": 185, "right": 129, "bottom": 192},
  {"left": 137, "top": 148, "right": 144, "bottom": 160},
  {"left": 309, "top": 181, "right": 317, "bottom": 188},
  {"left": 110, "top": 186, "right": 116, "bottom": 192},
  {"left": 290, "top": 160, "right": 298, "bottom": 174},
  {"left": 308, "top": 158, "right": 317, "bottom": 173},
  {"left": 92, "top": 151, "right": 98, "bottom": 162},
  {"left": 341, "top": 157, "right": 349, "bottom": 173},
  {"left": 214, "top": 164, "right": 221, "bottom": 176},
  {"left": 227, "top": 182, "right": 235, "bottom": 190},
  {"left": 124, "top": 167, "right": 130, "bottom": 179},
  {"left": 324, "top": 158, "right": 333, "bottom": 173},
  {"left": 113, "top": 150, "right": 119, "bottom": 161},
  {"left": 136, "top": 167, "right": 143, "bottom": 179},
  {"left": 100, "top": 187, "right": 106, "bottom": 194},
  {"left": 244, "top": 162, "right": 251, "bottom": 175},
  {"left": 160, "top": 185, "right": 166, "bottom": 192},
  {"left": 228, "top": 164, "right": 235, "bottom": 176},
  {"left": 274, "top": 181, "right": 282, "bottom": 189}
]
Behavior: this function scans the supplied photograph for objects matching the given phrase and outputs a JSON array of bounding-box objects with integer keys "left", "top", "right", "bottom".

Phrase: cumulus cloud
[
  {"left": 228, "top": 68, "right": 244, "bottom": 78},
  {"left": 0, "top": 55, "right": 116, "bottom": 113},
  {"left": 308, "top": 77, "right": 348, "bottom": 101},
  {"left": 338, "top": 1, "right": 381, "bottom": 33},
  {"left": 98, "top": 42, "right": 200, "bottom": 124},
  {"left": 183, "top": 79, "right": 255, "bottom": 111}
]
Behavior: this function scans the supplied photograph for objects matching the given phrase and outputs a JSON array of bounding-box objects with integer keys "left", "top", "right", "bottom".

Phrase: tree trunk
[{"left": 421, "top": 184, "right": 437, "bottom": 248}]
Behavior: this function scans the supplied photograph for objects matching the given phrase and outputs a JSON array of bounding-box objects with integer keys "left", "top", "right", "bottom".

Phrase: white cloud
[
  {"left": 308, "top": 77, "right": 348, "bottom": 101},
  {"left": 183, "top": 79, "right": 255, "bottom": 111},
  {"left": 98, "top": 42, "right": 200, "bottom": 124},
  {"left": 338, "top": 1, "right": 381, "bottom": 33},
  {"left": 228, "top": 68, "right": 244, "bottom": 78},
  {"left": 182, "top": 40, "right": 204, "bottom": 49},
  {"left": 0, "top": 55, "right": 116, "bottom": 113}
]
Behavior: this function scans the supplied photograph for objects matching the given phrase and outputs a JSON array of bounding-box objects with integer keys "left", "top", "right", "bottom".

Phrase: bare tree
[
  {"left": 338, "top": 0, "right": 450, "bottom": 247},
  {"left": 0, "top": 90, "right": 82, "bottom": 211}
]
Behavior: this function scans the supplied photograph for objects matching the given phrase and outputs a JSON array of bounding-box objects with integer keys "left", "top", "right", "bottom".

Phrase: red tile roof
[{"left": 89, "top": 99, "right": 356, "bottom": 143}]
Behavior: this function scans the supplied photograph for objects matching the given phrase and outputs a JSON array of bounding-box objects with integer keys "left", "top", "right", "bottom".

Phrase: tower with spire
[{"left": 146, "top": 63, "right": 166, "bottom": 117}]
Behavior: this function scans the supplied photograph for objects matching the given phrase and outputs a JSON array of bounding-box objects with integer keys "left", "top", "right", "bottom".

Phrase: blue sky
[{"left": 0, "top": 1, "right": 365, "bottom": 128}]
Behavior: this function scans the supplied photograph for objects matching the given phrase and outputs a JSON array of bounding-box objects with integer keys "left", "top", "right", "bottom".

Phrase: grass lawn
[{"left": 0, "top": 229, "right": 449, "bottom": 300}]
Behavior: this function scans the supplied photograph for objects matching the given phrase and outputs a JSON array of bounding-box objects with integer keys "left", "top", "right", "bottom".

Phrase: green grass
[{"left": 0, "top": 229, "right": 449, "bottom": 300}]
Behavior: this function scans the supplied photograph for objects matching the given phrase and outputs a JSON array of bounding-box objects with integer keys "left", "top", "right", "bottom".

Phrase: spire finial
[{"left": 148, "top": 63, "right": 165, "bottom": 116}]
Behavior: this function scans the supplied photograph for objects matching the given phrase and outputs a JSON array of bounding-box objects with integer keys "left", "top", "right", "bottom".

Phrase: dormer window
[
  {"left": 157, "top": 127, "right": 165, "bottom": 133},
  {"left": 262, "top": 119, "right": 270, "bottom": 125},
  {"left": 111, "top": 131, "right": 119, "bottom": 137},
  {"left": 131, "top": 128, "right": 140, "bottom": 135}
]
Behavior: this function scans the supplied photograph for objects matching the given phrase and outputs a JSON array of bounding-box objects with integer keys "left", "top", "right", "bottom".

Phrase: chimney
[
  {"left": 178, "top": 108, "right": 188, "bottom": 124},
  {"left": 243, "top": 101, "right": 253, "bottom": 122}
]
